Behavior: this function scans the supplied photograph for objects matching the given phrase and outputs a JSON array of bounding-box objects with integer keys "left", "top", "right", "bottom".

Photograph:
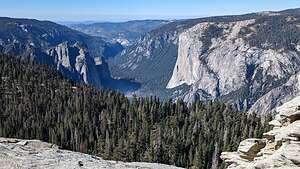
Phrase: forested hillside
[{"left": 0, "top": 55, "right": 271, "bottom": 169}]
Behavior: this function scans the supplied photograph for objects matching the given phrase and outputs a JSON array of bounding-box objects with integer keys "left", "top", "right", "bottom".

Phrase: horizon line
[{"left": 1, "top": 7, "right": 299, "bottom": 24}]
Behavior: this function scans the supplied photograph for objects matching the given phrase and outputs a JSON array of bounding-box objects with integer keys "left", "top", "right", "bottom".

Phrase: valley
[
  {"left": 2, "top": 10, "right": 300, "bottom": 115},
  {"left": 1, "top": 2, "right": 300, "bottom": 169}
]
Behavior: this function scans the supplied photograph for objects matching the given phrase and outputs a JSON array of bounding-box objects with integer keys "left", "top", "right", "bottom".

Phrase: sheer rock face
[
  {"left": 166, "top": 18, "right": 300, "bottom": 114},
  {"left": 221, "top": 95, "right": 300, "bottom": 169},
  {"left": 167, "top": 20, "right": 256, "bottom": 96},
  {"left": 0, "top": 138, "right": 182, "bottom": 169},
  {"left": 46, "top": 42, "right": 111, "bottom": 88}
]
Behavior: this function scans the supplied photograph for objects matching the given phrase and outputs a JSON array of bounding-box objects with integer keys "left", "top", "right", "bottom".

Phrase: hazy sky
[{"left": 0, "top": 0, "right": 299, "bottom": 22}]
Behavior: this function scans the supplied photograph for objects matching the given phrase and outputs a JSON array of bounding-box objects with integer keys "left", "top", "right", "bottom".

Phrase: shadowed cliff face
[
  {"left": 0, "top": 17, "right": 138, "bottom": 92},
  {"left": 110, "top": 9, "right": 300, "bottom": 114}
]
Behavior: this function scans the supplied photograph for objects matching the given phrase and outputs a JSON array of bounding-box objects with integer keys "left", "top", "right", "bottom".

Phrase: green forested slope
[{"left": 0, "top": 55, "right": 271, "bottom": 169}]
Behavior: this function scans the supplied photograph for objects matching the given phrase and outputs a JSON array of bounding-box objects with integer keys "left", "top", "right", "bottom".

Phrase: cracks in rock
[{"left": 198, "top": 56, "right": 220, "bottom": 97}]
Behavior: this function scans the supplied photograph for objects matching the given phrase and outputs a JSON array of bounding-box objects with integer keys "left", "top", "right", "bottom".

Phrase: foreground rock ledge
[
  {"left": 221, "top": 96, "right": 300, "bottom": 169},
  {"left": 0, "top": 138, "right": 182, "bottom": 169}
]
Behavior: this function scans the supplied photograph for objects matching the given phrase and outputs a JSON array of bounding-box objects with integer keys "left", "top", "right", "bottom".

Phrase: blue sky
[{"left": 0, "top": 0, "right": 299, "bottom": 22}]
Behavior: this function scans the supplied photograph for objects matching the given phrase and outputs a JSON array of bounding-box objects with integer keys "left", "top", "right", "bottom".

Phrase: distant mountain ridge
[
  {"left": 69, "top": 20, "right": 169, "bottom": 46},
  {"left": 109, "top": 8, "right": 300, "bottom": 114}
]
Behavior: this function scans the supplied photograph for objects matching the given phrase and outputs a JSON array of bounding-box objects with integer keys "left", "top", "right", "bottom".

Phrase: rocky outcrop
[
  {"left": 221, "top": 95, "right": 300, "bottom": 169},
  {"left": 45, "top": 42, "right": 140, "bottom": 92},
  {"left": 0, "top": 137, "right": 182, "bottom": 169},
  {"left": 45, "top": 42, "right": 111, "bottom": 88}
]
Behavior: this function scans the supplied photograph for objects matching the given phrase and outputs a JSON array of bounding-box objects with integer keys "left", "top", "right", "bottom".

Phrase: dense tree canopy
[{"left": 0, "top": 55, "right": 271, "bottom": 169}]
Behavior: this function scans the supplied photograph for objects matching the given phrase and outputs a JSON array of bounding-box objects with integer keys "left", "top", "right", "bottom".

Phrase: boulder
[
  {"left": 220, "top": 152, "right": 250, "bottom": 169},
  {"left": 238, "top": 139, "right": 266, "bottom": 160}
]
